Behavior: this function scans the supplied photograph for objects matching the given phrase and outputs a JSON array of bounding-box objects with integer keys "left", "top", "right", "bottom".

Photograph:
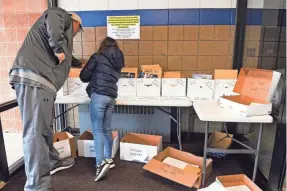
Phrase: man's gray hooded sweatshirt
[{"left": 9, "top": 7, "right": 74, "bottom": 97}]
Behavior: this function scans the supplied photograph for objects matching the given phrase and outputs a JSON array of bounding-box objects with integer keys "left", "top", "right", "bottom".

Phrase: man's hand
[{"left": 55, "top": 52, "right": 65, "bottom": 64}]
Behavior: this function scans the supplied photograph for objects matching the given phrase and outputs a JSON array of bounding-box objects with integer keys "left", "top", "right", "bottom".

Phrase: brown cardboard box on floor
[
  {"left": 213, "top": 69, "right": 238, "bottom": 79},
  {"left": 216, "top": 174, "right": 262, "bottom": 191},
  {"left": 53, "top": 132, "right": 77, "bottom": 159},
  {"left": 143, "top": 147, "right": 213, "bottom": 188},
  {"left": 69, "top": 68, "right": 81, "bottom": 78},
  {"left": 120, "top": 133, "right": 162, "bottom": 163},
  {"left": 207, "top": 131, "right": 233, "bottom": 158}
]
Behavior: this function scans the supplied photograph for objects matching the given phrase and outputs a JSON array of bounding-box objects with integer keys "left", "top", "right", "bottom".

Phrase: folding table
[{"left": 193, "top": 100, "right": 273, "bottom": 186}]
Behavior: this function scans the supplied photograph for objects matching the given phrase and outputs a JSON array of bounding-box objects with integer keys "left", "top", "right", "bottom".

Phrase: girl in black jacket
[{"left": 80, "top": 37, "right": 124, "bottom": 181}]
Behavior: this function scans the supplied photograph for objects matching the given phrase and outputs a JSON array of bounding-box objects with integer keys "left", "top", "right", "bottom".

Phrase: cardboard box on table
[
  {"left": 218, "top": 68, "right": 281, "bottom": 117},
  {"left": 121, "top": 67, "right": 138, "bottom": 78},
  {"left": 143, "top": 147, "right": 213, "bottom": 188},
  {"left": 136, "top": 78, "right": 161, "bottom": 97},
  {"left": 187, "top": 78, "right": 215, "bottom": 101},
  {"left": 213, "top": 70, "right": 239, "bottom": 100},
  {"left": 117, "top": 78, "right": 137, "bottom": 98},
  {"left": 162, "top": 71, "right": 187, "bottom": 97},
  {"left": 77, "top": 131, "right": 119, "bottom": 158},
  {"left": 120, "top": 133, "right": 162, "bottom": 163},
  {"left": 207, "top": 131, "right": 233, "bottom": 158},
  {"left": 53, "top": 132, "right": 77, "bottom": 159}
]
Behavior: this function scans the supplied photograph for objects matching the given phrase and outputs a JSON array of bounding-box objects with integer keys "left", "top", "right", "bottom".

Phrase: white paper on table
[
  {"left": 122, "top": 144, "right": 149, "bottom": 162},
  {"left": 197, "top": 182, "right": 226, "bottom": 191},
  {"left": 226, "top": 185, "right": 251, "bottom": 191},
  {"left": 54, "top": 139, "right": 71, "bottom": 159}
]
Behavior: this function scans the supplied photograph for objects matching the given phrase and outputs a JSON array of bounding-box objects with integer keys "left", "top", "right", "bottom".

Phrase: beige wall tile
[
  {"left": 244, "top": 57, "right": 259, "bottom": 68},
  {"left": 183, "top": 41, "right": 198, "bottom": 55},
  {"left": 168, "top": 56, "right": 183, "bottom": 70},
  {"left": 247, "top": 26, "right": 262, "bottom": 41},
  {"left": 95, "top": 27, "right": 107, "bottom": 42},
  {"left": 140, "top": 26, "right": 153, "bottom": 40},
  {"left": 125, "top": 56, "right": 139, "bottom": 68},
  {"left": 213, "top": 56, "right": 229, "bottom": 69},
  {"left": 183, "top": 56, "right": 197, "bottom": 70},
  {"left": 198, "top": 41, "right": 213, "bottom": 55},
  {"left": 153, "top": 41, "right": 168, "bottom": 56},
  {"left": 123, "top": 41, "right": 139, "bottom": 56},
  {"left": 73, "top": 42, "right": 82, "bottom": 55},
  {"left": 197, "top": 56, "right": 213, "bottom": 70},
  {"left": 153, "top": 26, "right": 168, "bottom": 40},
  {"left": 82, "top": 42, "right": 96, "bottom": 56},
  {"left": 139, "top": 41, "right": 153, "bottom": 55},
  {"left": 213, "top": 41, "right": 229, "bottom": 55},
  {"left": 214, "top": 26, "right": 230, "bottom": 41},
  {"left": 139, "top": 56, "right": 153, "bottom": 67},
  {"left": 168, "top": 41, "right": 183, "bottom": 55},
  {"left": 182, "top": 70, "right": 197, "bottom": 77},
  {"left": 184, "top": 26, "right": 199, "bottom": 40},
  {"left": 82, "top": 27, "right": 96, "bottom": 42},
  {"left": 169, "top": 26, "right": 184, "bottom": 40},
  {"left": 199, "top": 26, "right": 214, "bottom": 40}
]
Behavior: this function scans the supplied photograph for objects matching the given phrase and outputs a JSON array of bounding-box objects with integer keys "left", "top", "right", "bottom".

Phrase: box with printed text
[{"left": 53, "top": 132, "right": 77, "bottom": 159}]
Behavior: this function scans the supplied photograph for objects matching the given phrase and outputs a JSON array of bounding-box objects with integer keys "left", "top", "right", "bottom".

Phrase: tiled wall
[
  {"left": 74, "top": 25, "right": 234, "bottom": 76},
  {"left": 0, "top": 0, "right": 48, "bottom": 132}
]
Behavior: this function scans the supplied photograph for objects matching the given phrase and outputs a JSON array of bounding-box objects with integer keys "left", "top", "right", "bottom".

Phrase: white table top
[
  {"left": 193, "top": 100, "right": 273, "bottom": 123},
  {"left": 55, "top": 95, "right": 193, "bottom": 107}
]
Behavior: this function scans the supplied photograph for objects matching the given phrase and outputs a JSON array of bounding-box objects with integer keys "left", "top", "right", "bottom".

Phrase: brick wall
[{"left": 0, "top": 0, "right": 48, "bottom": 132}]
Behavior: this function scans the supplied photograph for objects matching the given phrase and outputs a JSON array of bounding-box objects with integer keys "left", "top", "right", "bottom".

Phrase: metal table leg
[
  {"left": 252, "top": 123, "right": 263, "bottom": 181},
  {"left": 177, "top": 107, "right": 182, "bottom": 151},
  {"left": 203, "top": 121, "right": 209, "bottom": 186}
]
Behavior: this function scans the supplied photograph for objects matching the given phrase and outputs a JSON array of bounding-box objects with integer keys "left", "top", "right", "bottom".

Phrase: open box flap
[
  {"left": 53, "top": 132, "right": 74, "bottom": 142},
  {"left": 214, "top": 70, "right": 238, "bottom": 80},
  {"left": 143, "top": 159, "right": 201, "bottom": 188},
  {"left": 80, "top": 131, "right": 118, "bottom": 141},
  {"left": 233, "top": 68, "right": 280, "bottom": 102},
  {"left": 121, "top": 133, "right": 162, "bottom": 146}
]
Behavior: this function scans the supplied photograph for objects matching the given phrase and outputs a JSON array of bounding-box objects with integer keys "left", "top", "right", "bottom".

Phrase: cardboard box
[
  {"left": 120, "top": 133, "right": 162, "bottom": 163},
  {"left": 67, "top": 78, "right": 88, "bottom": 97},
  {"left": 192, "top": 74, "right": 212, "bottom": 79},
  {"left": 139, "top": 64, "right": 162, "bottom": 78},
  {"left": 143, "top": 147, "right": 213, "bottom": 188},
  {"left": 208, "top": 131, "right": 233, "bottom": 158},
  {"left": 216, "top": 174, "right": 262, "bottom": 191},
  {"left": 187, "top": 79, "right": 215, "bottom": 101},
  {"left": 77, "top": 131, "right": 119, "bottom": 158},
  {"left": 53, "top": 132, "right": 77, "bottom": 159},
  {"left": 136, "top": 78, "right": 161, "bottom": 97},
  {"left": 214, "top": 69, "right": 238, "bottom": 80},
  {"left": 162, "top": 78, "right": 187, "bottom": 97},
  {"left": 164, "top": 71, "right": 183, "bottom": 78},
  {"left": 117, "top": 78, "right": 137, "bottom": 98},
  {"left": 121, "top": 67, "right": 138, "bottom": 78},
  {"left": 213, "top": 80, "right": 238, "bottom": 100},
  {"left": 69, "top": 68, "right": 81, "bottom": 78},
  {"left": 218, "top": 68, "right": 281, "bottom": 117}
]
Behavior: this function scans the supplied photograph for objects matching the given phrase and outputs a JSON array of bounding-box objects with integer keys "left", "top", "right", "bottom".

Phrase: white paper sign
[
  {"left": 54, "top": 139, "right": 71, "bottom": 159},
  {"left": 122, "top": 144, "right": 149, "bottom": 162},
  {"left": 107, "top": 16, "right": 140, "bottom": 39}
]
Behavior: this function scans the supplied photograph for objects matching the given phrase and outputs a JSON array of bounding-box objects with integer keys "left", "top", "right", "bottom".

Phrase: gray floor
[{"left": 2, "top": 144, "right": 245, "bottom": 191}]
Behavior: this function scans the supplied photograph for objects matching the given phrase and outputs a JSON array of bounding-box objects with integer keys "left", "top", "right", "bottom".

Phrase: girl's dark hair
[{"left": 98, "top": 37, "right": 118, "bottom": 53}]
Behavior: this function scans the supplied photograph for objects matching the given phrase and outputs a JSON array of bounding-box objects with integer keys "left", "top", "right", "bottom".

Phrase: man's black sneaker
[
  {"left": 95, "top": 160, "right": 110, "bottom": 181},
  {"left": 50, "top": 158, "right": 75, "bottom": 175},
  {"left": 105, "top": 158, "right": 115, "bottom": 169}
]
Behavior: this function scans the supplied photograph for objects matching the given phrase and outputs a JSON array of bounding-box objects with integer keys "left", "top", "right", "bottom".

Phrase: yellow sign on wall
[{"left": 107, "top": 16, "right": 140, "bottom": 39}]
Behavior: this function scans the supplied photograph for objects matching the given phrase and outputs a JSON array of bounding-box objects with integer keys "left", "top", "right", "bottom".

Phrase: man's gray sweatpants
[{"left": 15, "top": 84, "right": 60, "bottom": 191}]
